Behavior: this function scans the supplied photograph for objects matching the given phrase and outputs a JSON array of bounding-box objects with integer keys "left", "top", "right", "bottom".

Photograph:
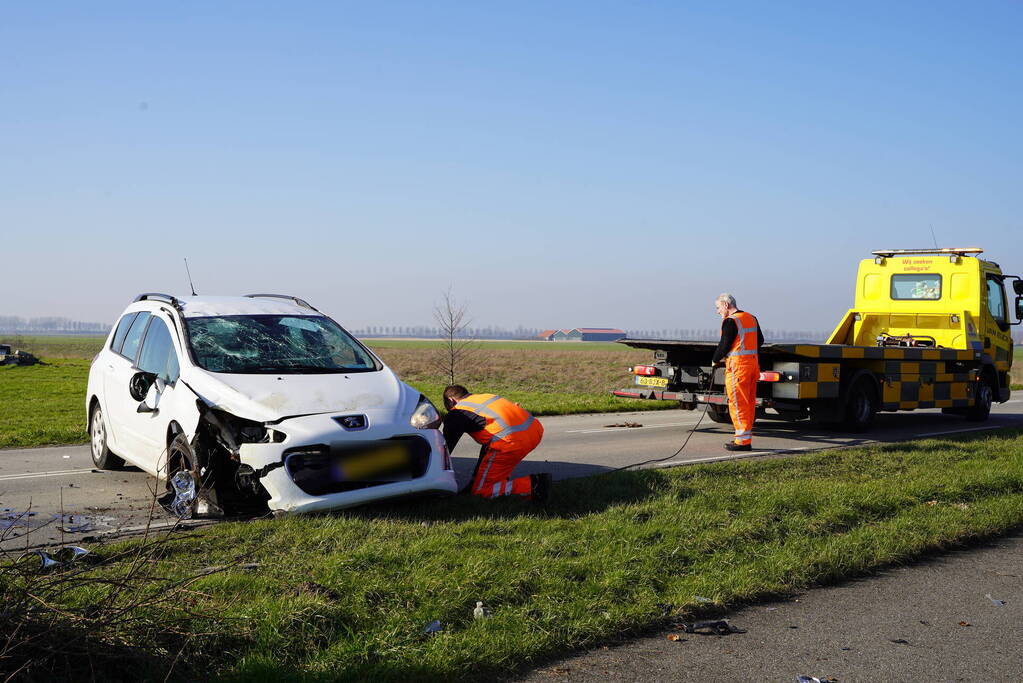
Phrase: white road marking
[
  {"left": 917, "top": 426, "right": 1008, "bottom": 437},
  {"left": 0, "top": 468, "right": 98, "bottom": 482}
]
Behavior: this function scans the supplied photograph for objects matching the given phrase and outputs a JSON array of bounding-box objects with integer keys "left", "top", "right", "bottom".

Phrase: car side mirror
[
  {"left": 128, "top": 371, "right": 157, "bottom": 402},
  {"left": 137, "top": 377, "right": 165, "bottom": 414}
]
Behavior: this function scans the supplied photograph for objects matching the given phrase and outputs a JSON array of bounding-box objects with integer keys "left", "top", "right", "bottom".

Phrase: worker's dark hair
[{"left": 443, "top": 385, "right": 470, "bottom": 403}]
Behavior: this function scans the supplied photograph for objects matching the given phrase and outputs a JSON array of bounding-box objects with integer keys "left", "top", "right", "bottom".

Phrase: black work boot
[
  {"left": 724, "top": 442, "right": 752, "bottom": 452},
  {"left": 530, "top": 473, "right": 552, "bottom": 503}
]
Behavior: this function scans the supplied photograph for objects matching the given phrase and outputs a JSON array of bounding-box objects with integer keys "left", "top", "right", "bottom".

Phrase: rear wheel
[
  {"left": 705, "top": 405, "right": 732, "bottom": 424},
  {"left": 841, "top": 377, "right": 877, "bottom": 433},
  {"left": 89, "top": 404, "right": 124, "bottom": 470},
  {"left": 965, "top": 377, "right": 994, "bottom": 422}
]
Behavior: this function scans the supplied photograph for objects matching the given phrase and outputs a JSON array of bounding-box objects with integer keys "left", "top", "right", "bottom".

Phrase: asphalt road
[
  {"left": 519, "top": 533, "right": 1023, "bottom": 683},
  {"left": 2, "top": 400, "right": 1021, "bottom": 551}
]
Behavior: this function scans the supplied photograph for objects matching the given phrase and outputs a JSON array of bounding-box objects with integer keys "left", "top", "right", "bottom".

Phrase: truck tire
[
  {"left": 841, "top": 377, "right": 878, "bottom": 433},
  {"left": 705, "top": 405, "right": 732, "bottom": 424},
  {"left": 965, "top": 376, "right": 994, "bottom": 422}
]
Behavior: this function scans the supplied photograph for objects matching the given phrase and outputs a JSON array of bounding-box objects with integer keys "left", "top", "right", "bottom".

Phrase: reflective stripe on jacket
[
  {"left": 726, "top": 311, "right": 760, "bottom": 359},
  {"left": 452, "top": 394, "right": 536, "bottom": 448}
]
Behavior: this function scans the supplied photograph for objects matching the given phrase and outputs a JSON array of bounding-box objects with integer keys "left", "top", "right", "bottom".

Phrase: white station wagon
[{"left": 86, "top": 293, "right": 457, "bottom": 517}]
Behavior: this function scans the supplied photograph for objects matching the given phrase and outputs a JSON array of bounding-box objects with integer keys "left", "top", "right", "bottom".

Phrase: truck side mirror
[
  {"left": 1016, "top": 297, "right": 1023, "bottom": 323},
  {"left": 1014, "top": 279, "right": 1023, "bottom": 295}
]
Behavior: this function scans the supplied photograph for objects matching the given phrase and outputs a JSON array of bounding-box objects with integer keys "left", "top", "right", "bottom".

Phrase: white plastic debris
[{"left": 473, "top": 601, "right": 491, "bottom": 620}]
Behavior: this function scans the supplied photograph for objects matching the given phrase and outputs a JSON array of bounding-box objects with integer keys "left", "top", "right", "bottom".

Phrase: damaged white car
[{"left": 86, "top": 293, "right": 457, "bottom": 517}]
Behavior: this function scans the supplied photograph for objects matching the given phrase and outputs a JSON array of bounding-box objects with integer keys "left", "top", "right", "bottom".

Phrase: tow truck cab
[{"left": 828, "top": 248, "right": 1022, "bottom": 402}]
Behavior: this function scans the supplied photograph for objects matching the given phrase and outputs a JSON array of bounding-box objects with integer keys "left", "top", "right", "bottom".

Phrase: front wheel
[
  {"left": 965, "top": 379, "right": 994, "bottom": 422},
  {"left": 89, "top": 404, "right": 124, "bottom": 470}
]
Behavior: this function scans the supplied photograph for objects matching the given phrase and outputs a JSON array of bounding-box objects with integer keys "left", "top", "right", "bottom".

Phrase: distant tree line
[
  {"left": 625, "top": 328, "right": 831, "bottom": 342},
  {"left": 0, "top": 316, "right": 110, "bottom": 334},
  {"left": 350, "top": 324, "right": 832, "bottom": 342},
  {"left": 351, "top": 324, "right": 543, "bottom": 340}
]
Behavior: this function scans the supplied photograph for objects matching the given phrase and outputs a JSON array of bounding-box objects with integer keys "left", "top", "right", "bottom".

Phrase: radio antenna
[
  {"left": 929, "top": 224, "right": 938, "bottom": 249},
  {"left": 184, "top": 258, "right": 198, "bottom": 296}
]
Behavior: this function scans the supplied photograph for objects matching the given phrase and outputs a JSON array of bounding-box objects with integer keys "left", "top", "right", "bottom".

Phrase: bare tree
[{"left": 433, "top": 287, "right": 478, "bottom": 386}]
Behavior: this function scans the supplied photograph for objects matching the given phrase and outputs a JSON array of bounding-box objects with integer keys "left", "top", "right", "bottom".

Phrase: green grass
[
  {"left": 10, "top": 429, "right": 1023, "bottom": 681},
  {"left": 0, "top": 360, "right": 91, "bottom": 448}
]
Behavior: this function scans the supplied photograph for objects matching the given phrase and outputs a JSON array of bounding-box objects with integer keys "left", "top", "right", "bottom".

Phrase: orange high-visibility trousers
[
  {"left": 453, "top": 393, "right": 545, "bottom": 499},
  {"left": 725, "top": 357, "right": 758, "bottom": 445},
  {"left": 469, "top": 421, "right": 544, "bottom": 498}
]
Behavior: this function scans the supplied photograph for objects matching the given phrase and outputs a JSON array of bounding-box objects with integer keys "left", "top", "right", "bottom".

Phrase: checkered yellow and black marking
[
  {"left": 767, "top": 349, "right": 979, "bottom": 412},
  {"left": 779, "top": 344, "right": 979, "bottom": 362},
  {"left": 770, "top": 361, "right": 841, "bottom": 400}
]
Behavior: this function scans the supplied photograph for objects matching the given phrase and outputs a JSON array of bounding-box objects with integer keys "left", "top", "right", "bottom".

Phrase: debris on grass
[
  {"left": 423, "top": 620, "right": 443, "bottom": 635},
  {"left": 473, "top": 601, "right": 491, "bottom": 620}
]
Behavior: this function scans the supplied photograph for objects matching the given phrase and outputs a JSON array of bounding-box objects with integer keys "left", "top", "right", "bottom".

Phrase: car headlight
[{"left": 409, "top": 394, "right": 441, "bottom": 430}]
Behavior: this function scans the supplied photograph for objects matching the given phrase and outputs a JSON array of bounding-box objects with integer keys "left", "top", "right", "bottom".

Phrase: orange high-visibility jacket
[
  {"left": 726, "top": 311, "right": 760, "bottom": 370},
  {"left": 452, "top": 394, "right": 537, "bottom": 450}
]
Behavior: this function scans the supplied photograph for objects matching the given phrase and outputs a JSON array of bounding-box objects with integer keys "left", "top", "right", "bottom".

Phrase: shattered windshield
[{"left": 185, "top": 315, "right": 380, "bottom": 373}]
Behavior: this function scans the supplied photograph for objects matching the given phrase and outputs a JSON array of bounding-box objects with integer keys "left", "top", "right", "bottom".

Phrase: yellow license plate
[{"left": 636, "top": 376, "right": 669, "bottom": 388}]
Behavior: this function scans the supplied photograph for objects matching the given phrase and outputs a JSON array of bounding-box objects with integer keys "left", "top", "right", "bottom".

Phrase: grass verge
[
  {"left": 0, "top": 360, "right": 91, "bottom": 449},
  {"left": 10, "top": 428, "right": 1023, "bottom": 680}
]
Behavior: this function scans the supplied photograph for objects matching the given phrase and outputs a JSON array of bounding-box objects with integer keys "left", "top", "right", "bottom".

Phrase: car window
[
  {"left": 185, "top": 315, "right": 380, "bottom": 373},
  {"left": 986, "top": 274, "right": 1007, "bottom": 323},
  {"left": 137, "top": 317, "right": 180, "bottom": 383},
  {"left": 110, "top": 312, "right": 138, "bottom": 353},
  {"left": 119, "top": 312, "right": 151, "bottom": 362}
]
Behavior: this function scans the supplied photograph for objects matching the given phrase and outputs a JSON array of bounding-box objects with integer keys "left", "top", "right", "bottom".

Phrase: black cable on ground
[{"left": 600, "top": 406, "right": 709, "bottom": 475}]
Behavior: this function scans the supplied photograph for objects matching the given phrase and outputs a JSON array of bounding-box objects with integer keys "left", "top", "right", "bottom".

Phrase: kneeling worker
[{"left": 441, "top": 385, "right": 552, "bottom": 502}]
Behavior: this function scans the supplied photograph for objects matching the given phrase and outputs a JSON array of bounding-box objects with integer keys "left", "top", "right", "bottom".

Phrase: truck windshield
[
  {"left": 891, "top": 274, "right": 941, "bottom": 300},
  {"left": 185, "top": 315, "right": 380, "bottom": 374}
]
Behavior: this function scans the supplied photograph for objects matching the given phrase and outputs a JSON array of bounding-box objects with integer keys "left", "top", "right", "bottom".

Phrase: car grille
[{"left": 284, "top": 436, "right": 432, "bottom": 496}]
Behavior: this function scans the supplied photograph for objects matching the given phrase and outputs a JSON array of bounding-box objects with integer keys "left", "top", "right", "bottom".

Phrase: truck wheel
[
  {"left": 705, "top": 405, "right": 732, "bottom": 424},
  {"left": 965, "top": 377, "right": 994, "bottom": 422},
  {"left": 841, "top": 377, "right": 877, "bottom": 433}
]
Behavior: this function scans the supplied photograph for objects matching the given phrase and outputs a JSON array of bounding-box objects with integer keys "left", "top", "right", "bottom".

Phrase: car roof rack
[
  {"left": 871, "top": 247, "right": 983, "bottom": 257},
  {"left": 133, "top": 293, "right": 182, "bottom": 309},
  {"left": 244, "top": 294, "right": 319, "bottom": 312}
]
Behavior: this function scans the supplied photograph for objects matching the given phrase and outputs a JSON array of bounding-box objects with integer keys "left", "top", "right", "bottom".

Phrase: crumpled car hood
[{"left": 184, "top": 368, "right": 408, "bottom": 423}]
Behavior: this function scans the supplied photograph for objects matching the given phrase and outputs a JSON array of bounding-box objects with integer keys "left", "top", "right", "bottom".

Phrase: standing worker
[
  {"left": 441, "top": 385, "right": 552, "bottom": 502},
  {"left": 712, "top": 293, "right": 764, "bottom": 451}
]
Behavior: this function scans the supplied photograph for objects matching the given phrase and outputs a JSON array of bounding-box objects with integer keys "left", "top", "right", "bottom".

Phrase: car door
[
  {"left": 125, "top": 314, "right": 187, "bottom": 476},
  {"left": 103, "top": 311, "right": 151, "bottom": 462}
]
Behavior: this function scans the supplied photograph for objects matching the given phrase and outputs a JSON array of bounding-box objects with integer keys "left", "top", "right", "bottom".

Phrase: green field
[
  {"left": 1, "top": 336, "right": 1019, "bottom": 450},
  {"left": 0, "top": 336, "right": 670, "bottom": 449},
  {"left": 6, "top": 429, "right": 1023, "bottom": 680}
]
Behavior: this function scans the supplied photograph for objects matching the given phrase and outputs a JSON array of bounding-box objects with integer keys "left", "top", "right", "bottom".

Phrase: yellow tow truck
[{"left": 613, "top": 248, "right": 1022, "bottom": 431}]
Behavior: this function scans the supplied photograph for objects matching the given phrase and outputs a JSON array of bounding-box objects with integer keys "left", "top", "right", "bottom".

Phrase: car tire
[
  {"left": 89, "top": 404, "right": 124, "bottom": 470},
  {"left": 705, "top": 405, "right": 732, "bottom": 424},
  {"left": 165, "top": 432, "right": 198, "bottom": 518}
]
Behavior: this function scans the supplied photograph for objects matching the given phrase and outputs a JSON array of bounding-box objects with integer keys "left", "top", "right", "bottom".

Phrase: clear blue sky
[{"left": 3, "top": 2, "right": 1020, "bottom": 333}]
